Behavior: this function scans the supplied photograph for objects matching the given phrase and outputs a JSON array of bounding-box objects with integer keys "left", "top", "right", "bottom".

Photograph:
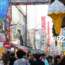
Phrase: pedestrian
[
  {"left": 14, "top": 49, "right": 30, "bottom": 65},
  {"left": 33, "top": 54, "right": 45, "bottom": 65},
  {"left": 58, "top": 56, "right": 65, "bottom": 65},
  {"left": 40, "top": 54, "right": 49, "bottom": 65},
  {"left": 9, "top": 53, "right": 16, "bottom": 65},
  {"left": 54, "top": 55, "right": 61, "bottom": 65},
  {"left": 2, "top": 52, "right": 10, "bottom": 65},
  {"left": 47, "top": 56, "right": 54, "bottom": 65},
  {"left": 0, "top": 56, "right": 4, "bottom": 65}
]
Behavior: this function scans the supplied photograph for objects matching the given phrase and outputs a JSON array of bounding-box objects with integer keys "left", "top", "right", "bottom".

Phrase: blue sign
[{"left": 0, "top": 0, "right": 10, "bottom": 19}]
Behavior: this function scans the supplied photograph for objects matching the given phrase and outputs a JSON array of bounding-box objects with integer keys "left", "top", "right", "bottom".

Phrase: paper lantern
[{"left": 0, "top": 0, "right": 10, "bottom": 19}]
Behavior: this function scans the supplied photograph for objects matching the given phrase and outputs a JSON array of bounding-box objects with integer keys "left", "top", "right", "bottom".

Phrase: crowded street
[{"left": 0, "top": 0, "right": 65, "bottom": 65}]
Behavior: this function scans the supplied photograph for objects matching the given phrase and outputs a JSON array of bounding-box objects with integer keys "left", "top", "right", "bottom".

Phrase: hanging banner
[
  {"left": 41, "top": 16, "right": 46, "bottom": 32},
  {"left": 0, "top": 33, "right": 6, "bottom": 42},
  {"left": 0, "top": 0, "right": 10, "bottom": 19},
  {"left": 62, "top": 28, "right": 65, "bottom": 51},
  {"left": 0, "top": 19, "right": 4, "bottom": 33},
  {"left": 0, "top": 42, "right": 3, "bottom": 48}
]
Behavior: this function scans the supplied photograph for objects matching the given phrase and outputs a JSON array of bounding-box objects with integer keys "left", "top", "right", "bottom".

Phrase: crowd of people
[{"left": 0, "top": 49, "right": 65, "bottom": 65}]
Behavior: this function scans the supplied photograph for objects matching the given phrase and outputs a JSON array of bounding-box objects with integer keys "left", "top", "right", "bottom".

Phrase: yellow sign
[
  {"left": 0, "top": 48, "right": 5, "bottom": 56},
  {"left": 64, "top": 51, "right": 65, "bottom": 55}
]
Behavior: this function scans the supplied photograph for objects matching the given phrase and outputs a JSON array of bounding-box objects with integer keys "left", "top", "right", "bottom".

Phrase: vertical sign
[
  {"left": 48, "top": 21, "right": 50, "bottom": 46},
  {"left": 41, "top": 16, "right": 46, "bottom": 33},
  {"left": 62, "top": 28, "right": 65, "bottom": 51},
  {"left": 6, "top": 5, "right": 12, "bottom": 40}
]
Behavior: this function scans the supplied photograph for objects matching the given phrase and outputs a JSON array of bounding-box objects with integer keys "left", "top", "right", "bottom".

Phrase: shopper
[
  {"left": 9, "top": 53, "right": 16, "bottom": 65},
  {"left": 14, "top": 49, "right": 30, "bottom": 65},
  {"left": 47, "top": 56, "right": 54, "bottom": 65},
  {"left": 2, "top": 52, "right": 10, "bottom": 65},
  {"left": 0, "top": 57, "right": 4, "bottom": 65},
  {"left": 54, "top": 55, "right": 61, "bottom": 65},
  {"left": 57, "top": 56, "right": 65, "bottom": 65},
  {"left": 40, "top": 54, "right": 49, "bottom": 65}
]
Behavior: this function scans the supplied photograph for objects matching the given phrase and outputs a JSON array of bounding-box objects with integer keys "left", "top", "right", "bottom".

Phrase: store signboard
[
  {"left": 62, "top": 28, "right": 65, "bottom": 51},
  {"left": 0, "top": 33, "right": 6, "bottom": 42},
  {"left": 0, "top": 42, "right": 3, "bottom": 48},
  {"left": 4, "top": 44, "right": 11, "bottom": 48},
  {"left": 4, "top": 41, "right": 11, "bottom": 48},
  {"left": 41, "top": 16, "right": 46, "bottom": 32}
]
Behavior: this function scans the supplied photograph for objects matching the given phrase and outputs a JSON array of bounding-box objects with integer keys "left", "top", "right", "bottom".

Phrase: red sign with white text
[{"left": 4, "top": 41, "right": 11, "bottom": 48}]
